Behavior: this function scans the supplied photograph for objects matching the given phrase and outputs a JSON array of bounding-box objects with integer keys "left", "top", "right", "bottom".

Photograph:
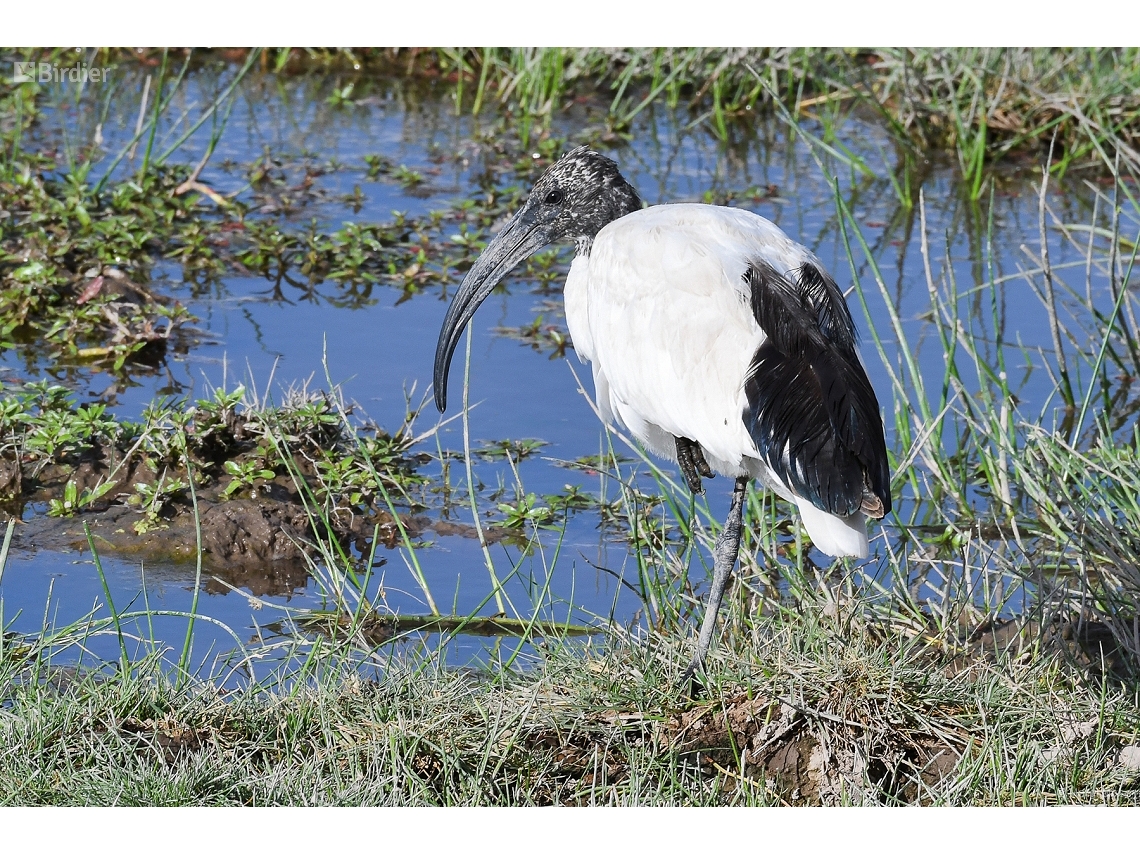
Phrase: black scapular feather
[{"left": 743, "top": 260, "right": 891, "bottom": 517}]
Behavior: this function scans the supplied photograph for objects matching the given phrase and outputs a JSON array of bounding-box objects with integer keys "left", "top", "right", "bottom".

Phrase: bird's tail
[{"left": 794, "top": 498, "right": 869, "bottom": 558}]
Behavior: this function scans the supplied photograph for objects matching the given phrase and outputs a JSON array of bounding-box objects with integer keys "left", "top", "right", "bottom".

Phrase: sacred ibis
[{"left": 434, "top": 146, "right": 891, "bottom": 689}]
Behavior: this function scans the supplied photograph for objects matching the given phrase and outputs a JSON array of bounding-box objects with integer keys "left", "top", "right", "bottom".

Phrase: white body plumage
[{"left": 564, "top": 204, "right": 870, "bottom": 558}]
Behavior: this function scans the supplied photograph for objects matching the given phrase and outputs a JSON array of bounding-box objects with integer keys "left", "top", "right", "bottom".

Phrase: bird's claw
[
  {"left": 675, "top": 436, "right": 714, "bottom": 495},
  {"left": 694, "top": 445, "right": 713, "bottom": 479}
]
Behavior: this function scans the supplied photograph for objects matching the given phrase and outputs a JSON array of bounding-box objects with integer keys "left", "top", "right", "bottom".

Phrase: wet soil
[
  {"left": 3, "top": 428, "right": 533, "bottom": 598},
  {"left": 298, "top": 609, "right": 599, "bottom": 645},
  {"left": 4, "top": 437, "right": 432, "bottom": 597},
  {"left": 18, "top": 498, "right": 317, "bottom": 596},
  {"left": 118, "top": 717, "right": 213, "bottom": 766}
]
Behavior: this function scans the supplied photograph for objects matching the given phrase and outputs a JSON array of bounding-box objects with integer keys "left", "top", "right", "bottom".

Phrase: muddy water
[{"left": 0, "top": 65, "right": 1124, "bottom": 674}]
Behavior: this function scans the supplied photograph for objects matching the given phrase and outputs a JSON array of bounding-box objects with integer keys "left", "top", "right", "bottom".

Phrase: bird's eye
[{"left": 544, "top": 188, "right": 564, "bottom": 206}]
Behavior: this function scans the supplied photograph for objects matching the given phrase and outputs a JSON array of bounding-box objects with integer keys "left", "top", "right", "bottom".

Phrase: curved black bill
[{"left": 433, "top": 208, "right": 552, "bottom": 412}]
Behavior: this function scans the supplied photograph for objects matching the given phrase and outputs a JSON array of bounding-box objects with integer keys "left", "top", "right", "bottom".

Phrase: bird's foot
[
  {"left": 675, "top": 436, "right": 715, "bottom": 494},
  {"left": 693, "top": 444, "right": 713, "bottom": 479}
]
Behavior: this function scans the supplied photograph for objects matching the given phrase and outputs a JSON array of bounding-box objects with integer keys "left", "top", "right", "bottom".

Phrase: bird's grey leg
[
  {"left": 680, "top": 475, "right": 748, "bottom": 696},
  {"left": 675, "top": 436, "right": 715, "bottom": 494}
]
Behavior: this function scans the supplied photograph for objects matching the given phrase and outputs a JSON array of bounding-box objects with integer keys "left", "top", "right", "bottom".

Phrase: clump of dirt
[
  {"left": 2, "top": 383, "right": 431, "bottom": 596},
  {"left": 0, "top": 457, "right": 20, "bottom": 502},
  {"left": 509, "top": 717, "right": 642, "bottom": 801},
  {"left": 13, "top": 478, "right": 428, "bottom": 598},
  {"left": 1041, "top": 615, "right": 1135, "bottom": 682},
  {"left": 428, "top": 518, "right": 516, "bottom": 545},
  {"left": 196, "top": 497, "right": 313, "bottom": 563},
  {"left": 944, "top": 616, "right": 1034, "bottom": 675}
]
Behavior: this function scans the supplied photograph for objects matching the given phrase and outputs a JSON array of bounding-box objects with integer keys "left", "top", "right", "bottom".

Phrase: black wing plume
[{"left": 743, "top": 260, "right": 891, "bottom": 517}]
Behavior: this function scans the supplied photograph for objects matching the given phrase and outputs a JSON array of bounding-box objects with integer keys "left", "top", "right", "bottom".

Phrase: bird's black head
[
  {"left": 524, "top": 145, "right": 642, "bottom": 251},
  {"left": 432, "top": 146, "right": 641, "bottom": 412}
]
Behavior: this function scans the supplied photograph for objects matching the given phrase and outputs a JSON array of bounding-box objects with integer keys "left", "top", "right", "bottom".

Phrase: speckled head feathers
[{"left": 526, "top": 146, "right": 642, "bottom": 246}]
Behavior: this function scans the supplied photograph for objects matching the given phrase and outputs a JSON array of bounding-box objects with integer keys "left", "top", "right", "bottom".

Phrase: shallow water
[{"left": 2, "top": 61, "right": 1133, "bottom": 675}]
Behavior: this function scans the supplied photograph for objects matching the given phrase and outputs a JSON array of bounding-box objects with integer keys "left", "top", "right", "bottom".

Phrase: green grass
[
  {"left": 2, "top": 600, "right": 1138, "bottom": 805},
  {"left": 0, "top": 379, "right": 427, "bottom": 519}
]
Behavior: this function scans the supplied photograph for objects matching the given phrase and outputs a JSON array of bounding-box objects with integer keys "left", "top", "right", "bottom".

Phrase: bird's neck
[
  {"left": 608, "top": 179, "right": 643, "bottom": 228},
  {"left": 575, "top": 179, "right": 642, "bottom": 258}
]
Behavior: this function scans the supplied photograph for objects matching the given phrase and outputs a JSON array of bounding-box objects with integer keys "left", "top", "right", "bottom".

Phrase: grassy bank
[{"left": 3, "top": 604, "right": 1139, "bottom": 805}]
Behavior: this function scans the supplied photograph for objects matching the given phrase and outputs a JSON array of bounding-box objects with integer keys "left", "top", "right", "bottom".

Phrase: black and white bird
[{"left": 434, "top": 146, "right": 891, "bottom": 687}]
